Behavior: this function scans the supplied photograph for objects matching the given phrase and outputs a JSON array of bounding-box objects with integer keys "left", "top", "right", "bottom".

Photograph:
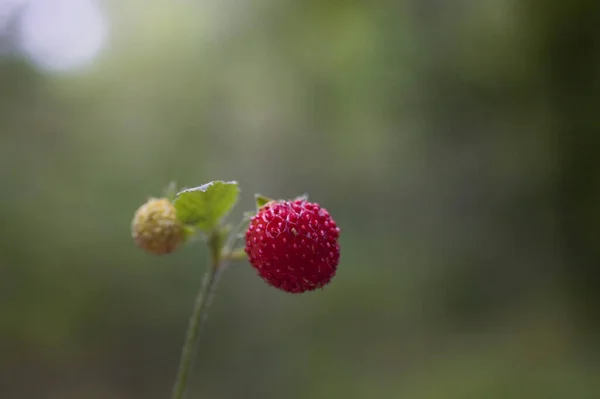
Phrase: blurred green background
[{"left": 1, "top": 1, "right": 599, "bottom": 398}]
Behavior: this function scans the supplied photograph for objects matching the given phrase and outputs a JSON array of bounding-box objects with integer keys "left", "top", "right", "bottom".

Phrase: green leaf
[
  {"left": 174, "top": 181, "right": 240, "bottom": 232},
  {"left": 255, "top": 194, "right": 274, "bottom": 209}
]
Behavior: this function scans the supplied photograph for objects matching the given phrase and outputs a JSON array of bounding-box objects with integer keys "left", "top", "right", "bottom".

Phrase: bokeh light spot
[{"left": 16, "top": 0, "right": 108, "bottom": 72}]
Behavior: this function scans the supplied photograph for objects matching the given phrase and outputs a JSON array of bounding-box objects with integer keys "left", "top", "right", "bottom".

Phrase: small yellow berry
[{"left": 131, "top": 198, "right": 184, "bottom": 255}]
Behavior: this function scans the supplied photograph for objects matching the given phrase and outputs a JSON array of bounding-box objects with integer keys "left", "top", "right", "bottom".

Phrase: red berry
[{"left": 244, "top": 199, "right": 341, "bottom": 293}]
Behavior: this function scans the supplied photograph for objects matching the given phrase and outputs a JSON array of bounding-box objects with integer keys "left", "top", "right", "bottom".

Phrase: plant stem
[
  {"left": 222, "top": 216, "right": 250, "bottom": 255},
  {"left": 170, "top": 250, "right": 221, "bottom": 399},
  {"left": 222, "top": 248, "right": 247, "bottom": 262}
]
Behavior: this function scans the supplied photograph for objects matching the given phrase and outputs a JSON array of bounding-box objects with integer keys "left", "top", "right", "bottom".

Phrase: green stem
[
  {"left": 169, "top": 221, "right": 247, "bottom": 399},
  {"left": 170, "top": 242, "right": 222, "bottom": 399},
  {"left": 222, "top": 247, "right": 247, "bottom": 262},
  {"left": 222, "top": 216, "right": 250, "bottom": 255}
]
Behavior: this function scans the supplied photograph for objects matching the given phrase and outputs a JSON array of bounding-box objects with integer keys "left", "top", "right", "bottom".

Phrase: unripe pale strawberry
[
  {"left": 244, "top": 199, "right": 341, "bottom": 293},
  {"left": 131, "top": 198, "right": 184, "bottom": 255}
]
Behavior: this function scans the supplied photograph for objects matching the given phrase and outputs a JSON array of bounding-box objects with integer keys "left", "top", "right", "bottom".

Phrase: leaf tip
[{"left": 255, "top": 193, "right": 275, "bottom": 209}]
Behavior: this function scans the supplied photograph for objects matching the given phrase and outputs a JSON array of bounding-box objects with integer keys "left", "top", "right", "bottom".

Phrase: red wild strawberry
[{"left": 244, "top": 199, "right": 341, "bottom": 293}]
